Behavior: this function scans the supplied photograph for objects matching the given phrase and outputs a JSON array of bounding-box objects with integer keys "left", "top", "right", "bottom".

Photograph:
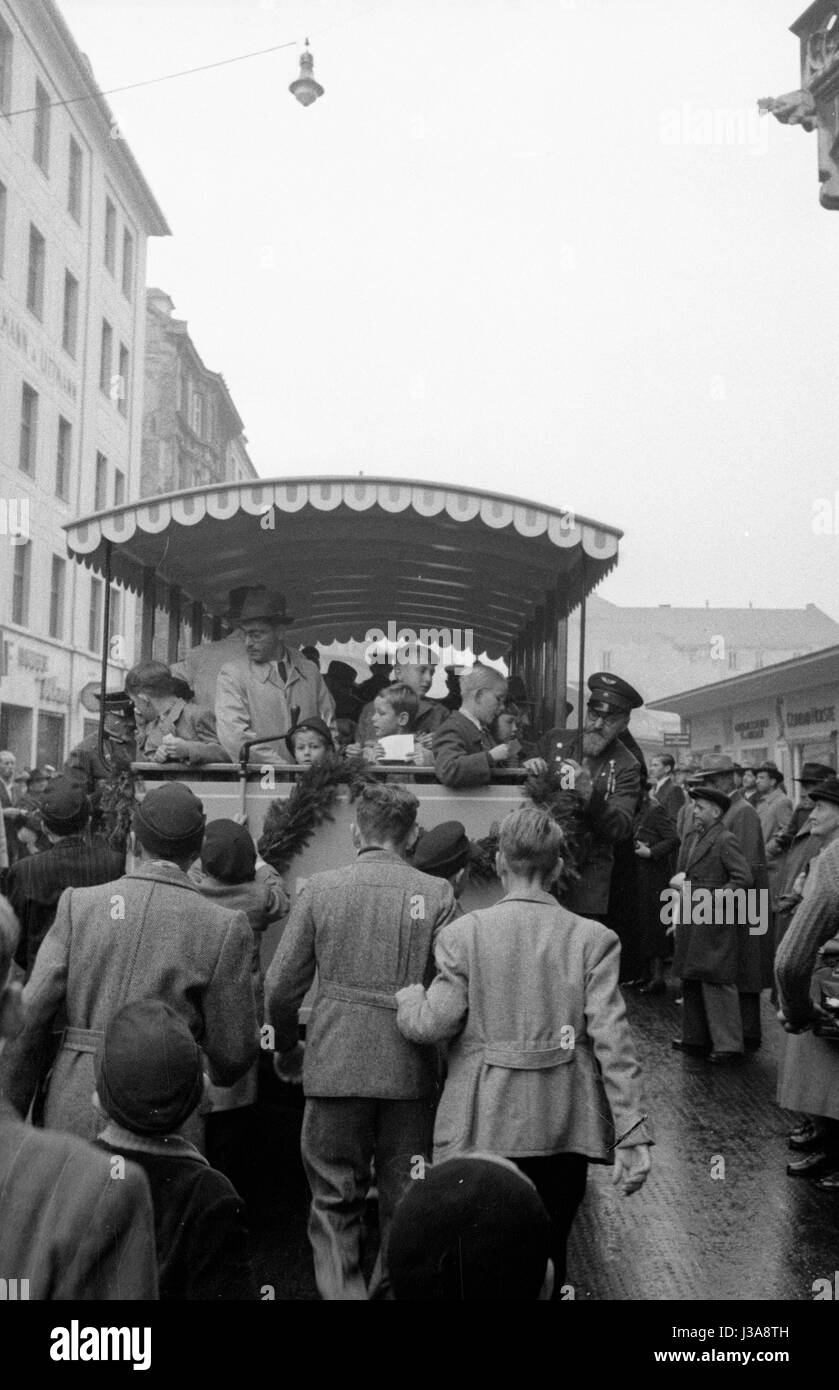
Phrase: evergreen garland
[
  {"left": 258, "top": 756, "right": 376, "bottom": 875},
  {"left": 98, "top": 768, "right": 137, "bottom": 855}
]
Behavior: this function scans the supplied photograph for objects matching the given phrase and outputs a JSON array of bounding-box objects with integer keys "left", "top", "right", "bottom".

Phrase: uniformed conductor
[{"left": 531, "top": 673, "right": 644, "bottom": 923}]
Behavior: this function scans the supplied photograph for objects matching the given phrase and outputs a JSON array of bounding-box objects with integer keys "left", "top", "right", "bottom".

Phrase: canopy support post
[
  {"left": 533, "top": 604, "right": 546, "bottom": 731},
  {"left": 97, "top": 541, "right": 113, "bottom": 765},
  {"left": 167, "top": 585, "right": 181, "bottom": 665},
  {"left": 190, "top": 600, "right": 203, "bottom": 648},
  {"left": 576, "top": 556, "right": 587, "bottom": 757},
  {"left": 553, "top": 598, "right": 568, "bottom": 726},
  {"left": 141, "top": 566, "right": 156, "bottom": 661},
  {"left": 543, "top": 591, "right": 557, "bottom": 730}
]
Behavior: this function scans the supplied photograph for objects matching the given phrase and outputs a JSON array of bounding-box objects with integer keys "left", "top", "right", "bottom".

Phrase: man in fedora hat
[
  {"left": 670, "top": 784, "right": 752, "bottom": 1062},
  {"left": 215, "top": 587, "right": 336, "bottom": 765},
  {"left": 529, "top": 672, "right": 644, "bottom": 926},
  {"left": 126, "top": 661, "right": 228, "bottom": 765},
  {"left": 692, "top": 753, "right": 770, "bottom": 1048},
  {"left": 0, "top": 783, "right": 259, "bottom": 1146}
]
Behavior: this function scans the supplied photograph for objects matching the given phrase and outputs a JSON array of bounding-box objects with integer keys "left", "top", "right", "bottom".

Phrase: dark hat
[
  {"left": 232, "top": 587, "right": 294, "bottom": 624},
  {"left": 93, "top": 689, "right": 135, "bottom": 719},
  {"left": 587, "top": 672, "right": 643, "bottom": 713},
  {"left": 40, "top": 777, "right": 89, "bottom": 833},
  {"left": 26, "top": 767, "right": 49, "bottom": 784},
  {"left": 388, "top": 1155, "right": 552, "bottom": 1301},
  {"left": 756, "top": 761, "right": 784, "bottom": 783},
  {"left": 133, "top": 783, "right": 206, "bottom": 858},
  {"left": 689, "top": 785, "right": 731, "bottom": 813},
  {"left": 809, "top": 777, "right": 839, "bottom": 808},
  {"left": 284, "top": 716, "right": 335, "bottom": 755},
  {"left": 797, "top": 762, "right": 835, "bottom": 786},
  {"left": 695, "top": 753, "right": 736, "bottom": 779},
  {"left": 326, "top": 660, "right": 358, "bottom": 686},
  {"left": 201, "top": 819, "right": 256, "bottom": 884},
  {"left": 413, "top": 821, "right": 471, "bottom": 879},
  {"left": 95, "top": 1000, "right": 203, "bottom": 1136}
]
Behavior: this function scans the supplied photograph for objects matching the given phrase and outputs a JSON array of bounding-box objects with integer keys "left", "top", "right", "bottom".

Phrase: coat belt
[
  {"left": 61, "top": 1026, "right": 104, "bottom": 1053},
  {"left": 319, "top": 981, "right": 398, "bottom": 1011},
  {"left": 483, "top": 1041, "right": 576, "bottom": 1069}
]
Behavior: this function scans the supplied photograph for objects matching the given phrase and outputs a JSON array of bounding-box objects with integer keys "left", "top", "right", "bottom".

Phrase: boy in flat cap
[
  {"left": 529, "top": 672, "right": 644, "bottom": 923},
  {"left": 94, "top": 1000, "right": 258, "bottom": 1300},
  {"left": 0, "top": 783, "right": 259, "bottom": 1146},
  {"left": 670, "top": 785, "right": 752, "bottom": 1062}
]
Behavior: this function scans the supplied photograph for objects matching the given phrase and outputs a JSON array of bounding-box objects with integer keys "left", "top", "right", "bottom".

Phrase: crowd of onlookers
[{"left": 1, "top": 597, "right": 838, "bottom": 1300}]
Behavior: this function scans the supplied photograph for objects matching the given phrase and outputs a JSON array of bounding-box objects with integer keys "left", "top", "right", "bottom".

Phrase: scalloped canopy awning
[{"left": 64, "top": 476, "right": 622, "bottom": 655}]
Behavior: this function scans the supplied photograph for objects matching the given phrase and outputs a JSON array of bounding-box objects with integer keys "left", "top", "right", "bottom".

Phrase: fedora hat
[
  {"left": 809, "top": 777, "right": 839, "bottom": 808},
  {"left": 756, "top": 761, "right": 784, "bottom": 783},
  {"left": 231, "top": 587, "right": 294, "bottom": 624},
  {"left": 797, "top": 762, "right": 834, "bottom": 786}
]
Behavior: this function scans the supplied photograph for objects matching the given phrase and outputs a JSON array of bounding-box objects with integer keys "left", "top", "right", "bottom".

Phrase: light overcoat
[{"left": 397, "top": 889, "right": 652, "bottom": 1161}]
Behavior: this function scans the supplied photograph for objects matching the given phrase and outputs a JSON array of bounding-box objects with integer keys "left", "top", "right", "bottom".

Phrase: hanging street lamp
[{"left": 290, "top": 40, "right": 324, "bottom": 108}]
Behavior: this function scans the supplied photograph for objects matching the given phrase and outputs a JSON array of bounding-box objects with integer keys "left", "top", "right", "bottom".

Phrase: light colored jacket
[
  {"left": 757, "top": 786, "right": 794, "bottom": 851},
  {"left": 0, "top": 1098, "right": 158, "bottom": 1299},
  {"left": 0, "top": 863, "right": 260, "bottom": 1142},
  {"left": 396, "top": 888, "right": 652, "bottom": 1160},
  {"left": 265, "top": 848, "right": 456, "bottom": 1098},
  {"left": 216, "top": 650, "right": 336, "bottom": 763}
]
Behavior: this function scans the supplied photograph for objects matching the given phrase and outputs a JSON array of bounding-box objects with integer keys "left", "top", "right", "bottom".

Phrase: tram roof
[{"left": 64, "top": 475, "right": 622, "bottom": 655}]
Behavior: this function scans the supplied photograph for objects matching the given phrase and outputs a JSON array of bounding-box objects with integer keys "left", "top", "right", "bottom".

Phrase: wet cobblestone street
[{"left": 248, "top": 988, "right": 839, "bottom": 1301}]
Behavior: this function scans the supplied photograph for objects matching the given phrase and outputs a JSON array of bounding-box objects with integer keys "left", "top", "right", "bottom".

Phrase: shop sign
[{"left": 16, "top": 646, "right": 48, "bottom": 673}]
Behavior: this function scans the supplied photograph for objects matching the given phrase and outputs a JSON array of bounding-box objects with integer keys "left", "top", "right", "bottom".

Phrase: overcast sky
[{"left": 59, "top": 0, "right": 838, "bottom": 621}]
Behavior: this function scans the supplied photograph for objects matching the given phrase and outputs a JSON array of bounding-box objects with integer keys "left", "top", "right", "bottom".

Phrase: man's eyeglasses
[{"left": 586, "top": 702, "right": 624, "bottom": 725}]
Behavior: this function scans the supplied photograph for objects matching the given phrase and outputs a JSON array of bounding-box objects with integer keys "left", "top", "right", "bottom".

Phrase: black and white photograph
[{"left": 0, "top": 0, "right": 837, "bottom": 1358}]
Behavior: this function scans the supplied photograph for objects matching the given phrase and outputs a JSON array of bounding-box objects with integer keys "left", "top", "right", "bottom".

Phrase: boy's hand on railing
[{"left": 488, "top": 743, "right": 510, "bottom": 764}]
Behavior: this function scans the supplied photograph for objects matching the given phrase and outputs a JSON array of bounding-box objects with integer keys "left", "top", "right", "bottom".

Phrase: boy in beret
[{"left": 94, "top": 999, "right": 258, "bottom": 1300}]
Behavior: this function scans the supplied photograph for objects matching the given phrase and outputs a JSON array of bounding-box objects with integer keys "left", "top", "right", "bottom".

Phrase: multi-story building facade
[
  {"left": 0, "top": 0, "right": 169, "bottom": 768},
  {"left": 141, "top": 288, "right": 256, "bottom": 498}
]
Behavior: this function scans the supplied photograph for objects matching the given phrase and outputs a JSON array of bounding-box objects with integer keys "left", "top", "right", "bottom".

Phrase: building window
[
  {"left": 33, "top": 79, "right": 50, "bottom": 172},
  {"left": 94, "top": 452, "right": 108, "bottom": 510},
  {"left": 49, "top": 555, "right": 66, "bottom": 639},
  {"left": 728, "top": 650, "right": 738, "bottom": 671},
  {"left": 601, "top": 651, "right": 612, "bottom": 671},
  {"left": 19, "top": 383, "right": 38, "bottom": 475},
  {"left": 117, "top": 343, "right": 129, "bottom": 416},
  {"left": 113, "top": 467, "right": 125, "bottom": 506},
  {"left": 99, "top": 319, "right": 113, "bottom": 393},
  {"left": 62, "top": 270, "right": 79, "bottom": 356},
  {"left": 0, "top": 18, "right": 12, "bottom": 115},
  {"left": 179, "top": 373, "right": 188, "bottom": 415},
  {"left": 68, "top": 137, "right": 82, "bottom": 221},
  {"left": 190, "top": 390, "right": 202, "bottom": 437},
  {"left": 0, "top": 181, "right": 6, "bottom": 277},
  {"left": 104, "top": 197, "right": 116, "bottom": 273},
  {"left": 12, "top": 542, "right": 31, "bottom": 626},
  {"left": 27, "top": 224, "right": 45, "bottom": 319},
  {"left": 89, "top": 577, "right": 103, "bottom": 653},
  {"left": 122, "top": 228, "right": 134, "bottom": 298},
  {"left": 55, "top": 416, "right": 71, "bottom": 501}
]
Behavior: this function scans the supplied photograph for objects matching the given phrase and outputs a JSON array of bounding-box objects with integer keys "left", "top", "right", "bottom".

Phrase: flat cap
[
  {"left": 689, "top": 784, "right": 731, "bottom": 813},
  {"left": 40, "top": 777, "right": 89, "bottom": 833},
  {"left": 413, "top": 821, "right": 471, "bottom": 879}
]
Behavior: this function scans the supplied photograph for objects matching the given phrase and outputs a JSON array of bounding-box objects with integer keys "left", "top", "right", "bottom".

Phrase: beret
[{"left": 95, "top": 1000, "right": 203, "bottom": 1136}]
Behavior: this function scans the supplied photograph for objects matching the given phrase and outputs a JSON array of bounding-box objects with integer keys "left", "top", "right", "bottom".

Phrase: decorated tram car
[{"left": 64, "top": 475, "right": 623, "bottom": 952}]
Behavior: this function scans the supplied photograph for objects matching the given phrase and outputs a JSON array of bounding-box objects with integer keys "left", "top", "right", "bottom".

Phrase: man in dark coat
[
  {"left": 693, "top": 754, "right": 770, "bottom": 1049},
  {"left": 671, "top": 785, "right": 753, "bottom": 1061},
  {"left": 5, "top": 778, "right": 124, "bottom": 978},
  {"left": 531, "top": 672, "right": 644, "bottom": 929},
  {"left": 649, "top": 753, "right": 687, "bottom": 822}
]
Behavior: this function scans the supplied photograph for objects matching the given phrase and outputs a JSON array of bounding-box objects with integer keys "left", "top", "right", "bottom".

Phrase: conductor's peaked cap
[{"left": 587, "top": 672, "right": 643, "bottom": 712}]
